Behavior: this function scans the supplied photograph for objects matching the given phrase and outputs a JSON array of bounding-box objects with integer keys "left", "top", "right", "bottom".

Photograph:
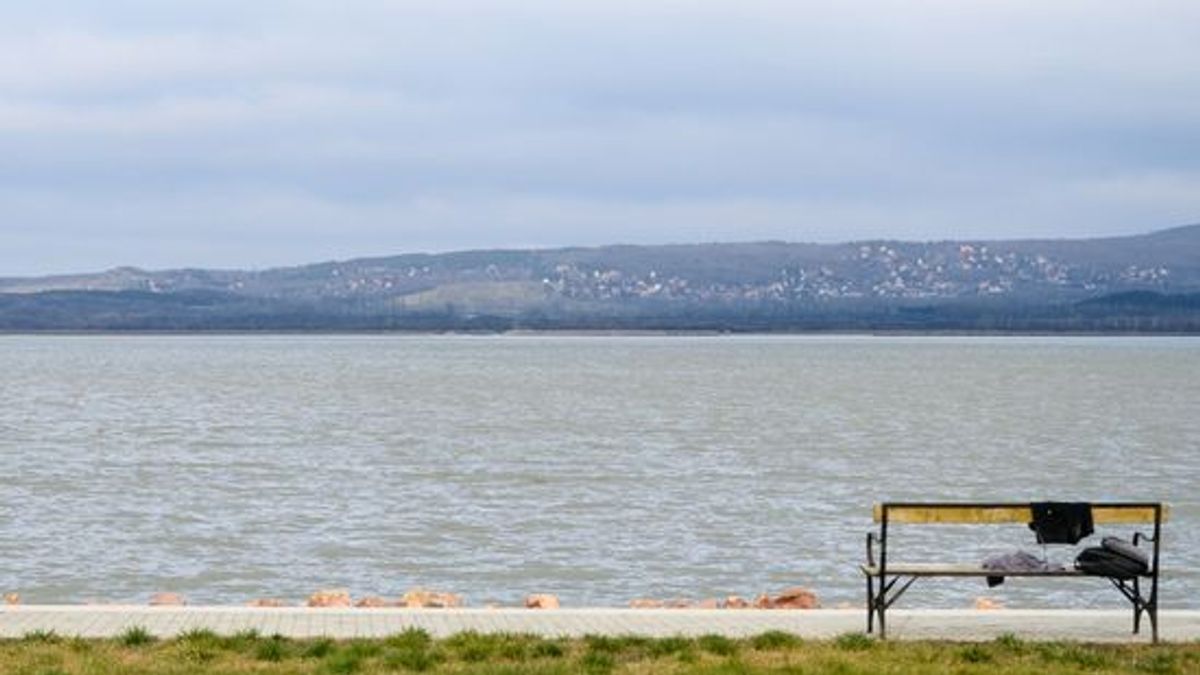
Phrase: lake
[{"left": 1, "top": 334, "right": 1197, "bottom": 609}]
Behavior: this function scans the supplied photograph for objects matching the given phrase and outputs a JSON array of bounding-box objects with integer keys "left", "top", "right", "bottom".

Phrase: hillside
[{"left": 2, "top": 225, "right": 1199, "bottom": 331}]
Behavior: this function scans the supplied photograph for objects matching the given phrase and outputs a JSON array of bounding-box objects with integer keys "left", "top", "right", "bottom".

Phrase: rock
[
  {"left": 751, "top": 588, "right": 819, "bottom": 610},
  {"left": 694, "top": 598, "right": 720, "bottom": 609},
  {"left": 434, "top": 592, "right": 464, "bottom": 608},
  {"left": 772, "top": 587, "right": 820, "bottom": 610},
  {"left": 356, "top": 596, "right": 389, "bottom": 608},
  {"left": 402, "top": 588, "right": 463, "bottom": 608},
  {"left": 402, "top": 591, "right": 427, "bottom": 608},
  {"left": 524, "top": 594, "right": 560, "bottom": 609},
  {"left": 307, "top": 589, "right": 352, "bottom": 608},
  {"left": 149, "top": 592, "right": 185, "bottom": 606},
  {"left": 974, "top": 597, "right": 1003, "bottom": 610},
  {"left": 665, "top": 598, "right": 693, "bottom": 609},
  {"left": 3, "top": 593, "right": 19, "bottom": 605},
  {"left": 247, "top": 598, "right": 287, "bottom": 607},
  {"left": 629, "top": 598, "right": 664, "bottom": 609},
  {"left": 724, "top": 595, "right": 750, "bottom": 609}
]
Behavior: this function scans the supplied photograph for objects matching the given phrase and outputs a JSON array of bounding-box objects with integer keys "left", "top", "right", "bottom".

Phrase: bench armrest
[
  {"left": 1132, "top": 531, "right": 1156, "bottom": 546},
  {"left": 866, "top": 532, "right": 877, "bottom": 567}
]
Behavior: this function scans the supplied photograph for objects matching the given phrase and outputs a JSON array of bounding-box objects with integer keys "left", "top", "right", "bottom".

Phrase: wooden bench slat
[
  {"left": 861, "top": 563, "right": 1088, "bottom": 577},
  {"left": 872, "top": 504, "right": 1168, "bottom": 524}
]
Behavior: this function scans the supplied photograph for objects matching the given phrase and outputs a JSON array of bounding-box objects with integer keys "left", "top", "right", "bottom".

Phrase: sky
[{"left": 2, "top": 1, "right": 1199, "bottom": 275}]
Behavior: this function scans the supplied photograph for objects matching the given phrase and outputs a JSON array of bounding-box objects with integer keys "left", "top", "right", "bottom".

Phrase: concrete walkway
[{"left": 2, "top": 607, "right": 1199, "bottom": 642}]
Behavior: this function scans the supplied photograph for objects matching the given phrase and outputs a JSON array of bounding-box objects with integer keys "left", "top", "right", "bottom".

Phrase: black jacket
[{"left": 1029, "top": 502, "right": 1094, "bottom": 545}]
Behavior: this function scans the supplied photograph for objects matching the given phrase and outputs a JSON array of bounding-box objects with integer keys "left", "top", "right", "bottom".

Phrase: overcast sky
[{"left": 2, "top": 1, "right": 1199, "bottom": 275}]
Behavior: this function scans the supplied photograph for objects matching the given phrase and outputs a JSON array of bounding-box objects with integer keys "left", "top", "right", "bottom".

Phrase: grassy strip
[{"left": 1, "top": 628, "right": 1196, "bottom": 674}]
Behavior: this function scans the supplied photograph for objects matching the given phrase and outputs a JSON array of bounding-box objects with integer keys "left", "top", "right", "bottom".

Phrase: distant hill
[{"left": 2, "top": 224, "right": 1199, "bottom": 331}]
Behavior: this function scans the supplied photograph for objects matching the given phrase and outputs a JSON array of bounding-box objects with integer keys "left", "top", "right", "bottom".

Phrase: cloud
[
  {"left": 1059, "top": 171, "right": 1200, "bottom": 222},
  {"left": 1, "top": 1, "right": 1198, "bottom": 274}
]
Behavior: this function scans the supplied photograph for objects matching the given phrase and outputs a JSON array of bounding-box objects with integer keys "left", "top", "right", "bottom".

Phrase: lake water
[{"left": 1, "top": 335, "right": 1197, "bottom": 609}]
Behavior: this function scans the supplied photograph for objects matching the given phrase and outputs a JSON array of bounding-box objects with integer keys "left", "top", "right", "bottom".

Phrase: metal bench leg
[
  {"left": 875, "top": 574, "right": 891, "bottom": 640},
  {"left": 1149, "top": 574, "right": 1159, "bottom": 644},
  {"left": 878, "top": 599, "right": 886, "bottom": 640},
  {"left": 1150, "top": 552, "right": 1160, "bottom": 643},
  {"left": 1133, "top": 578, "right": 1141, "bottom": 634},
  {"left": 876, "top": 575, "right": 918, "bottom": 641},
  {"left": 1110, "top": 576, "right": 1158, "bottom": 643},
  {"left": 866, "top": 576, "right": 875, "bottom": 633}
]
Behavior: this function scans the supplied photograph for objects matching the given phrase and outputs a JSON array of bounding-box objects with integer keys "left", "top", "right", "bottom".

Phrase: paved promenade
[{"left": 2, "top": 607, "right": 1199, "bottom": 642}]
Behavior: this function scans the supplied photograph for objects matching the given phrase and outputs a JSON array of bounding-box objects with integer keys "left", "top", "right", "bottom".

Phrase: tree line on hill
[{"left": 3, "top": 225, "right": 1199, "bottom": 332}]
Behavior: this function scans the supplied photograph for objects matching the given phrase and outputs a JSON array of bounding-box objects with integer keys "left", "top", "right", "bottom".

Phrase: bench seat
[{"left": 861, "top": 563, "right": 1090, "bottom": 577}]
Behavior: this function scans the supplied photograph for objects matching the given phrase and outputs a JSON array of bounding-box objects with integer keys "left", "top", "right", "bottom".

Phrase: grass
[
  {"left": 833, "top": 631, "right": 874, "bottom": 652},
  {"left": 0, "top": 630, "right": 1196, "bottom": 674},
  {"left": 118, "top": 625, "right": 157, "bottom": 648},
  {"left": 255, "top": 635, "right": 290, "bottom": 662}
]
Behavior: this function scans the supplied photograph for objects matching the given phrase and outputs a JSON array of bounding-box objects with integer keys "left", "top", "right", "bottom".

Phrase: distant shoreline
[{"left": 4, "top": 227, "right": 1199, "bottom": 334}]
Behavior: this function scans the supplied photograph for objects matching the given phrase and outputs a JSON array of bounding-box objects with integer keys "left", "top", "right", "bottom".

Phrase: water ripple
[{"left": 0, "top": 335, "right": 1196, "bottom": 609}]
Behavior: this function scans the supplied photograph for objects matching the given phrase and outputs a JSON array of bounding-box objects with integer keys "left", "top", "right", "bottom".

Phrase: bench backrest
[{"left": 872, "top": 502, "right": 1168, "bottom": 525}]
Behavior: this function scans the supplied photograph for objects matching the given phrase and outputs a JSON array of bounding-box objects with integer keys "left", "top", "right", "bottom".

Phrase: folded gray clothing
[
  {"left": 982, "top": 551, "right": 1065, "bottom": 586},
  {"left": 983, "top": 550, "right": 1064, "bottom": 573}
]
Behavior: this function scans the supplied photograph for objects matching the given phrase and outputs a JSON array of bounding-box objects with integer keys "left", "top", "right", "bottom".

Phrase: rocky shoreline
[{"left": 3, "top": 587, "right": 820, "bottom": 610}]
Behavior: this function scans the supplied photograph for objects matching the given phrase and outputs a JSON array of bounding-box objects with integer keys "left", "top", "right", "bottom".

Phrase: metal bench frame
[{"left": 861, "top": 502, "right": 1165, "bottom": 642}]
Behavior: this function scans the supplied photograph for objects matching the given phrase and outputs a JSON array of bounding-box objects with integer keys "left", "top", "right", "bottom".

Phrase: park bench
[{"left": 861, "top": 502, "right": 1167, "bottom": 641}]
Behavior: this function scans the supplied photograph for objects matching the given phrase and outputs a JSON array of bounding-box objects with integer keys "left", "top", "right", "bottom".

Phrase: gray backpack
[{"left": 1075, "top": 536, "right": 1149, "bottom": 578}]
